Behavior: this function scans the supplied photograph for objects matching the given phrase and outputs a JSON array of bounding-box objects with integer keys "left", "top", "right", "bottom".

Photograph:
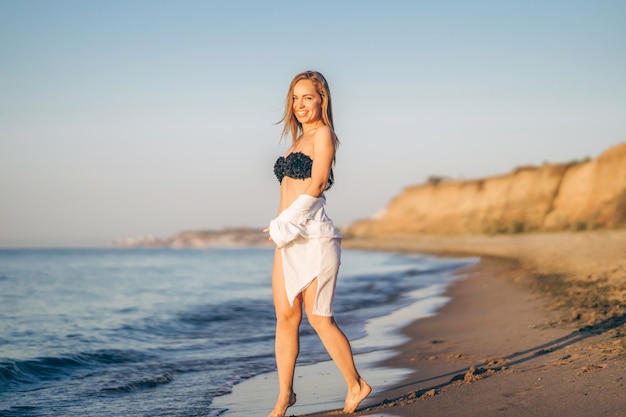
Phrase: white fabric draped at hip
[{"left": 269, "top": 194, "right": 342, "bottom": 316}]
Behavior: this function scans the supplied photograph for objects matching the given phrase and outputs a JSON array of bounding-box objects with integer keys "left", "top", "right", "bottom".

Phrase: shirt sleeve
[{"left": 268, "top": 194, "right": 319, "bottom": 248}]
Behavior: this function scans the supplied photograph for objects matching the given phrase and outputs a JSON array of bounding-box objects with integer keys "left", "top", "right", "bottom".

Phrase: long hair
[{"left": 280, "top": 70, "right": 340, "bottom": 149}]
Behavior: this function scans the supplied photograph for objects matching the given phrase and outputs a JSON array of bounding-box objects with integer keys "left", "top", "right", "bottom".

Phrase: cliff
[{"left": 346, "top": 142, "right": 626, "bottom": 237}]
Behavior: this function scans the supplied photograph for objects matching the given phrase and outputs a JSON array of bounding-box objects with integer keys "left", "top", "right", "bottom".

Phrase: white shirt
[{"left": 269, "top": 194, "right": 342, "bottom": 316}]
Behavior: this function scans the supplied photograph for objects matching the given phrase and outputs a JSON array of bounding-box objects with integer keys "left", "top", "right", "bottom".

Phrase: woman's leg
[
  {"left": 303, "top": 279, "right": 371, "bottom": 413},
  {"left": 269, "top": 248, "right": 302, "bottom": 417}
]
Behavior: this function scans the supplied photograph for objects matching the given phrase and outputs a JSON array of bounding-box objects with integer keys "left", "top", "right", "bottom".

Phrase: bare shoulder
[
  {"left": 312, "top": 125, "right": 334, "bottom": 147},
  {"left": 311, "top": 125, "right": 335, "bottom": 163}
]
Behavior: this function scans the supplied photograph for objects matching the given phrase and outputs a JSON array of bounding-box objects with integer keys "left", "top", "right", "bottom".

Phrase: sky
[{"left": 1, "top": 0, "right": 625, "bottom": 247}]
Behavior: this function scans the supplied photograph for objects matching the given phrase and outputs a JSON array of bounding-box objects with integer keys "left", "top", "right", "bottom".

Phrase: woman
[{"left": 266, "top": 71, "right": 371, "bottom": 416}]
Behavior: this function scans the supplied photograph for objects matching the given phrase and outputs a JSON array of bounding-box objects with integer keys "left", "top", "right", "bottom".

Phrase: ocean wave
[
  {"left": 335, "top": 269, "right": 421, "bottom": 313},
  {"left": 102, "top": 370, "right": 175, "bottom": 392},
  {"left": 0, "top": 405, "right": 38, "bottom": 417},
  {"left": 178, "top": 298, "right": 275, "bottom": 325},
  {"left": 0, "top": 349, "right": 151, "bottom": 389},
  {"left": 118, "top": 298, "right": 277, "bottom": 347}
]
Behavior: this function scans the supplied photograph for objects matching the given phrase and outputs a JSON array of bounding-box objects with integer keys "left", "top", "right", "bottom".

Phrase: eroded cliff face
[{"left": 346, "top": 142, "right": 626, "bottom": 237}]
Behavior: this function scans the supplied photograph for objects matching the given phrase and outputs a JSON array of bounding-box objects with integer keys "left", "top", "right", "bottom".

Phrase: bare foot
[
  {"left": 267, "top": 392, "right": 296, "bottom": 417},
  {"left": 343, "top": 378, "right": 371, "bottom": 413}
]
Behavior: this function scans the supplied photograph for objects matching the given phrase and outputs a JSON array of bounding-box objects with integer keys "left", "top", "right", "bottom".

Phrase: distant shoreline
[{"left": 112, "top": 227, "right": 273, "bottom": 248}]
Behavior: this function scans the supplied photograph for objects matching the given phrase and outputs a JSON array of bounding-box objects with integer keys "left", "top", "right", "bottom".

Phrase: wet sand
[{"left": 217, "top": 230, "right": 626, "bottom": 416}]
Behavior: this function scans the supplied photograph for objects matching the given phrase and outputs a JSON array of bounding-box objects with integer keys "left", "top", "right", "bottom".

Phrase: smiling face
[
  {"left": 292, "top": 79, "right": 323, "bottom": 126},
  {"left": 281, "top": 70, "right": 337, "bottom": 145}
]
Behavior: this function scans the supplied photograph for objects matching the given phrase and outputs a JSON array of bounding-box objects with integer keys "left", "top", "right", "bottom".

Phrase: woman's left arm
[{"left": 303, "top": 125, "right": 335, "bottom": 197}]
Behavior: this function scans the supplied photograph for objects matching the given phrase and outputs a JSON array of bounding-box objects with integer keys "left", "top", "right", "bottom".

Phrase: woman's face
[{"left": 292, "top": 79, "right": 322, "bottom": 125}]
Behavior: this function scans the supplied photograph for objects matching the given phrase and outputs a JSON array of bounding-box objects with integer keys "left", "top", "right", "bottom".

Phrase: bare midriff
[{"left": 277, "top": 176, "right": 316, "bottom": 215}]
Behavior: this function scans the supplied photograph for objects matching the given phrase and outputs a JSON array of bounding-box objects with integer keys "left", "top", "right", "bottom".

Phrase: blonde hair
[{"left": 280, "top": 70, "right": 340, "bottom": 148}]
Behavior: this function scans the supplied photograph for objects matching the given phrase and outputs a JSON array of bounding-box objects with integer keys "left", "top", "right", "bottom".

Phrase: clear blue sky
[{"left": 1, "top": 0, "right": 625, "bottom": 247}]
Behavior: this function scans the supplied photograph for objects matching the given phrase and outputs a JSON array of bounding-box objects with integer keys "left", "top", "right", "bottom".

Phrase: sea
[{"left": 0, "top": 247, "right": 476, "bottom": 416}]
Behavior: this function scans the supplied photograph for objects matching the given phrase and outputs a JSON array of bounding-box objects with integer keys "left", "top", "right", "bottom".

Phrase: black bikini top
[{"left": 274, "top": 151, "right": 333, "bottom": 190}]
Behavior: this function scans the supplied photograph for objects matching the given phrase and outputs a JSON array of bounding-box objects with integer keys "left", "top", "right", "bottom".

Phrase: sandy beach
[
  {"left": 319, "top": 230, "right": 626, "bottom": 417},
  {"left": 219, "top": 229, "right": 626, "bottom": 416}
]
